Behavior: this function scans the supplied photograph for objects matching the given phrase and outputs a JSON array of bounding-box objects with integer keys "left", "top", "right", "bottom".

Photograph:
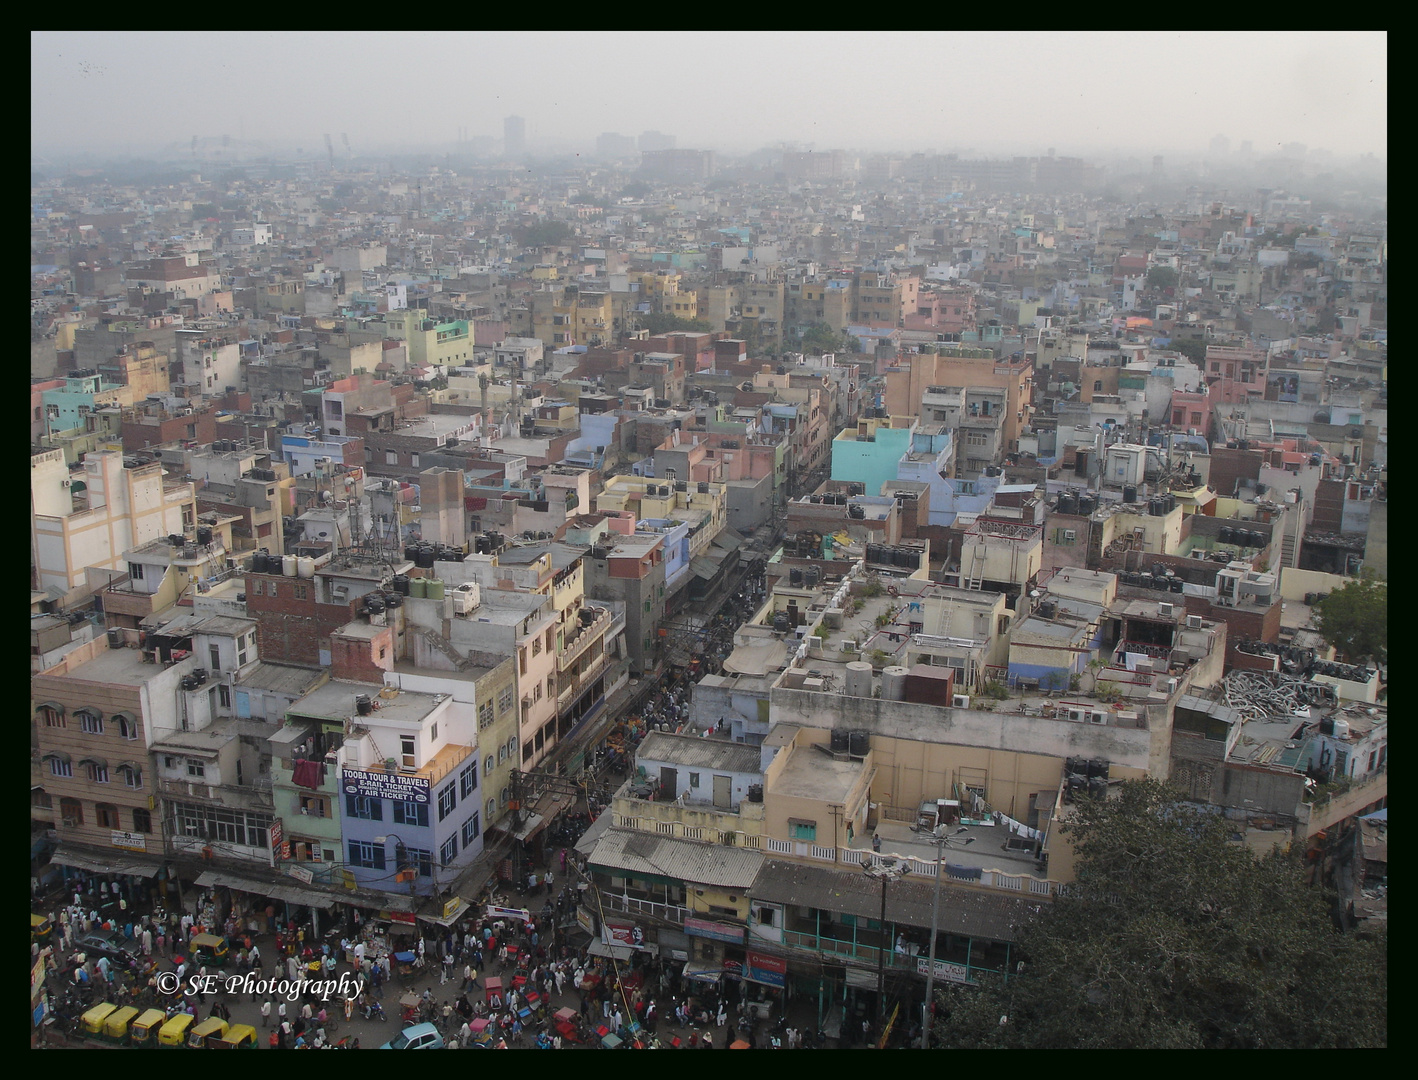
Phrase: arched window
[
  {"left": 75, "top": 707, "right": 103, "bottom": 734},
  {"left": 114, "top": 712, "right": 139, "bottom": 741},
  {"left": 42, "top": 751, "right": 72, "bottom": 778},
  {"left": 95, "top": 803, "right": 119, "bottom": 829},
  {"left": 36, "top": 702, "right": 64, "bottom": 728},
  {"left": 59, "top": 798, "right": 83, "bottom": 827},
  {"left": 486, "top": 797, "right": 496, "bottom": 820}
]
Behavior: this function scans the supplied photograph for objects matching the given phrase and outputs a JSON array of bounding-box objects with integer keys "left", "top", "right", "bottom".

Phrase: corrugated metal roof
[
  {"left": 587, "top": 827, "right": 764, "bottom": 888},
  {"left": 748, "top": 859, "right": 1044, "bottom": 943},
  {"left": 636, "top": 731, "right": 762, "bottom": 774}
]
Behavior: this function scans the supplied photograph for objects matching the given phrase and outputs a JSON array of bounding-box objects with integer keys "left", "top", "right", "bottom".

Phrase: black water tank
[
  {"left": 1058, "top": 492, "right": 1078, "bottom": 515},
  {"left": 1138, "top": 573, "right": 1154, "bottom": 589},
  {"left": 416, "top": 546, "right": 436, "bottom": 569},
  {"left": 830, "top": 730, "right": 850, "bottom": 754},
  {"left": 772, "top": 613, "right": 791, "bottom": 633},
  {"left": 747, "top": 784, "right": 763, "bottom": 803},
  {"left": 789, "top": 568, "right": 804, "bottom": 586},
  {"left": 1123, "top": 484, "right": 1137, "bottom": 504},
  {"left": 1079, "top": 493, "right": 1097, "bottom": 515},
  {"left": 1218, "top": 526, "right": 1235, "bottom": 545},
  {"left": 251, "top": 551, "right": 269, "bottom": 574},
  {"left": 392, "top": 575, "right": 411, "bottom": 596},
  {"left": 366, "top": 596, "right": 386, "bottom": 614},
  {"left": 404, "top": 543, "right": 422, "bottom": 562},
  {"left": 805, "top": 567, "right": 821, "bottom": 589},
  {"left": 1088, "top": 758, "right": 1108, "bottom": 778},
  {"left": 384, "top": 591, "right": 403, "bottom": 609},
  {"left": 1170, "top": 577, "right": 1184, "bottom": 593},
  {"left": 848, "top": 731, "right": 870, "bottom": 758},
  {"left": 356, "top": 695, "right": 373, "bottom": 716},
  {"left": 196, "top": 526, "right": 213, "bottom": 546}
]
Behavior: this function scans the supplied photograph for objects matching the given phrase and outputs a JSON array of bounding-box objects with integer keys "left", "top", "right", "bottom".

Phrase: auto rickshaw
[
  {"left": 130, "top": 1008, "right": 167, "bottom": 1047},
  {"left": 81, "top": 1002, "right": 118, "bottom": 1039},
  {"left": 188, "top": 1016, "right": 229, "bottom": 1048},
  {"left": 31, "top": 914, "right": 52, "bottom": 943},
  {"left": 102, "top": 1004, "right": 141, "bottom": 1045},
  {"left": 467, "top": 1018, "right": 495, "bottom": 1048},
  {"left": 158, "top": 1012, "right": 195, "bottom": 1048},
  {"left": 189, "top": 933, "right": 230, "bottom": 967},
  {"left": 213, "top": 1023, "right": 258, "bottom": 1049}
]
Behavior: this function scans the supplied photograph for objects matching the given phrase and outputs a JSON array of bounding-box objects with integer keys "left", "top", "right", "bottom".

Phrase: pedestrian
[
  {"left": 260, "top": 999, "right": 271, "bottom": 1028},
  {"left": 872, "top": 833, "right": 881, "bottom": 853}
]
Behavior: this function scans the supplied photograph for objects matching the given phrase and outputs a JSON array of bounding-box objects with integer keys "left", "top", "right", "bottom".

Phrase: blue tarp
[{"left": 1360, "top": 808, "right": 1387, "bottom": 821}]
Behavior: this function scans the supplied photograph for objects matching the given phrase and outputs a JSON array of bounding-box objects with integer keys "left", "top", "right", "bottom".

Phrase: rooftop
[
  {"left": 636, "top": 731, "right": 762, "bottom": 774},
  {"left": 288, "top": 679, "right": 446, "bottom": 725}
]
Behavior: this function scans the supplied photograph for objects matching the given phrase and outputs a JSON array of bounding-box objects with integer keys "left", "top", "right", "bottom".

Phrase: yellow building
[{"left": 383, "top": 311, "right": 476, "bottom": 369}]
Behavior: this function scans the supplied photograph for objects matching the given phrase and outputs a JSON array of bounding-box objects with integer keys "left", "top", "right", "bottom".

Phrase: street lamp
[
  {"left": 917, "top": 825, "right": 975, "bottom": 1050},
  {"left": 862, "top": 856, "right": 911, "bottom": 1024},
  {"left": 373, "top": 833, "right": 416, "bottom": 898}
]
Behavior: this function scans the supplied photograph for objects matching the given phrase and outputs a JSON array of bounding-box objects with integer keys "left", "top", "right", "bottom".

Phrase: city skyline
[{"left": 32, "top": 31, "right": 1387, "bottom": 163}]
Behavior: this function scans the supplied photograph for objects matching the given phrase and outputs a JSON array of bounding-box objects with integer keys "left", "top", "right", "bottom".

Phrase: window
[
  {"left": 429, "top": 722, "right": 437, "bottom": 742},
  {"left": 345, "top": 794, "right": 383, "bottom": 821},
  {"left": 385, "top": 451, "right": 398, "bottom": 466},
  {"left": 38, "top": 704, "right": 64, "bottom": 728},
  {"left": 411, "top": 454, "right": 420, "bottom": 469},
  {"left": 547, "top": 675, "right": 555, "bottom": 697},
  {"left": 218, "top": 685, "right": 231, "bottom": 709},
  {"left": 690, "top": 772, "right": 701, "bottom": 789},
  {"left": 519, "top": 649, "right": 527, "bottom": 675},
  {"left": 532, "top": 684, "right": 541, "bottom": 703},
  {"left": 121, "top": 764, "right": 143, "bottom": 789},
  {"left": 486, "top": 797, "right": 496, "bottom": 820},
  {"left": 479, "top": 701, "right": 494, "bottom": 729},
  {"left": 186, "top": 759, "right": 206, "bottom": 779},
  {"left": 77, "top": 708, "right": 103, "bottom": 734},
  {"left": 500, "top": 787, "right": 510, "bottom": 806},
  {"left": 498, "top": 686, "right": 514, "bottom": 714},
  {"left": 294, "top": 584, "right": 308, "bottom": 600},
  {"left": 507, "top": 736, "right": 519, "bottom": 759},
  {"left": 128, "top": 562, "right": 145, "bottom": 581},
  {"left": 439, "top": 836, "right": 458, "bottom": 866},
  {"left": 209, "top": 645, "right": 222, "bottom": 671},
  {"left": 49, "top": 757, "right": 72, "bottom": 779},
  {"left": 60, "top": 798, "right": 83, "bottom": 828},
  {"left": 298, "top": 794, "right": 329, "bottom": 818},
  {"left": 789, "top": 820, "right": 817, "bottom": 842},
  {"left": 348, "top": 840, "right": 385, "bottom": 870},
  {"left": 252, "top": 579, "right": 264, "bottom": 596},
  {"left": 268, "top": 582, "right": 277, "bottom": 599},
  {"left": 532, "top": 637, "right": 542, "bottom": 657},
  {"left": 88, "top": 763, "right": 109, "bottom": 784},
  {"left": 401, "top": 735, "right": 416, "bottom": 768},
  {"left": 484, "top": 755, "right": 494, "bottom": 778},
  {"left": 545, "top": 627, "right": 554, "bottom": 653},
  {"left": 132, "top": 808, "right": 151, "bottom": 833},
  {"left": 523, "top": 742, "right": 534, "bottom": 762},
  {"left": 95, "top": 803, "right": 119, "bottom": 829},
  {"left": 462, "top": 812, "right": 481, "bottom": 846},
  {"left": 405, "top": 847, "right": 433, "bottom": 878},
  {"left": 392, "top": 799, "right": 428, "bottom": 827},
  {"left": 459, "top": 764, "right": 477, "bottom": 799},
  {"left": 437, "top": 783, "right": 457, "bottom": 821}
]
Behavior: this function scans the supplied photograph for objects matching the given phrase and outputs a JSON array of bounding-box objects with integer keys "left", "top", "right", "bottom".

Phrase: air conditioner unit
[
  {"left": 952, "top": 694, "right": 971, "bottom": 709},
  {"left": 1186, "top": 615, "right": 1203, "bottom": 629},
  {"left": 1158, "top": 602, "right": 1175, "bottom": 617},
  {"left": 1089, "top": 711, "right": 1108, "bottom": 724},
  {"left": 1063, "top": 529, "right": 1076, "bottom": 541}
]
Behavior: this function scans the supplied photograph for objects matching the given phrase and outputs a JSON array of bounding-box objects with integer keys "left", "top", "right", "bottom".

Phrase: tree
[
  {"left": 1314, "top": 569, "right": 1386, "bottom": 664},
  {"left": 638, "top": 313, "right": 711, "bottom": 336},
  {"left": 798, "top": 322, "right": 850, "bottom": 356},
  {"left": 517, "top": 221, "right": 574, "bottom": 248},
  {"left": 1171, "top": 338, "right": 1208, "bottom": 364},
  {"left": 934, "top": 779, "right": 1386, "bottom": 1049},
  {"left": 1146, "top": 266, "right": 1179, "bottom": 291}
]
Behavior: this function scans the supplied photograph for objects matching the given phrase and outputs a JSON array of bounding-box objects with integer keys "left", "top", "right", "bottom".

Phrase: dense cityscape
[{"left": 30, "top": 31, "right": 1385, "bottom": 1050}]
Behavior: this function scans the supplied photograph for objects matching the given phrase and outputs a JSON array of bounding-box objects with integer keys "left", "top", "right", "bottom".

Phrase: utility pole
[{"left": 921, "top": 826, "right": 974, "bottom": 1050}]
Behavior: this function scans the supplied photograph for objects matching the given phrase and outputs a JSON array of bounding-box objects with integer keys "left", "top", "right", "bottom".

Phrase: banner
[
  {"left": 915, "top": 956, "right": 975, "bottom": 984},
  {"left": 485, "top": 905, "right": 532, "bottom": 923},
  {"left": 603, "top": 920, "right": 646, "bottom": 949},
  {"left": 342, "top": 767, "right": 430, "bottom": 803},
  {"left": 744, "top": 950, "right": 787, "bottom": 988},
  {"left": 683, "top": 916, "right": 744, "bottom": 944}
]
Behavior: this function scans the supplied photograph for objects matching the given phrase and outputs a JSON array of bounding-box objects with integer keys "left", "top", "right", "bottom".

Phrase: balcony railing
[
  {"left": 598, "top": 890, "right": 689, "bottom": 925},
  {"left": 560, "top": 606, "right": 610, "bottom": 667}
]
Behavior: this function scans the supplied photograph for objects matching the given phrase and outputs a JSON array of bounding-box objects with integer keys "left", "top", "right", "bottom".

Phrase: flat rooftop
[
  {"left": 288, "top": 679, "right": 446, "bottom": 724},
  {"left": 771, "top": 745, "right": 865, "bottom": 804}
]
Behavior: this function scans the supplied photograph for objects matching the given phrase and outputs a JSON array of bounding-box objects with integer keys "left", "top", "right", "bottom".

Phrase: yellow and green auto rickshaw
[
  {"left": 189, "top": 933, "right": 230, "bottom": 968},
  {"left": 31, "top": 914, "right": 52, "bottom": 944},
  {"left": 81, "top": 1002, "right": 118, "bottom": 1039},
  {"left": 213, "top": 1023, "right": 258, "bottom": 1049},
  {"left": 130, "top": 1008, "right": 167, "bottom": 1047},
  {"left": 187, "top": 1016, "right": 228, "bottom": 1048},
  {"left": 102, "top": 1004, "right": 140, "bottom": 1045},
  {"left": 158, "top": 1012, "right": 195, "bottom": 1048}
]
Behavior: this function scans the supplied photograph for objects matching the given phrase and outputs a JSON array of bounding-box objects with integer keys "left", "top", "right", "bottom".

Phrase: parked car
[
  {"left": 381, "top": 1022, "right": 445, "bottom": 1050},
  {"left": 73, "top": 933, "right": 138, "bottom": 969}
]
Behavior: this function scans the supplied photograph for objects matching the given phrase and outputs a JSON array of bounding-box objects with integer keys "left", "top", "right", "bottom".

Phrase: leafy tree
[
  {"left": 1146, "top": 266, "right": 1179, "bottom": 290},
  {"left": 1171, "top": 338, "right": 1208, "bottom": 364},
  {"left": 934, "top": 779, "right": 1386, "bottom": 1049},
  {"left": 638, "top": 313, "right": 711, "bottom": 335},
  {"left": 517, "top": 221, "right": 574, "bottom": 248},
  {"left": 1314, "top": 569, "right": 1386, "bottom": 664},
  {"left": 798, "top": 322, "right": 851, "bottom": 356}
]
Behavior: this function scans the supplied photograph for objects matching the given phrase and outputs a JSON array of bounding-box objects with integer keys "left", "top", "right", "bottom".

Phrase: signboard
[
  {"left": 110, "top": 831, "right": 147, "bottom": 853},
  {"left": 603, "top": 920, "right": 646, "bottom": 949},
  {"left": 31, "top": 959, "right": 45, "bottom": 999},
  {"left": 576, "top": 906, "right": 595, "bottom": 935},
  {"left": 442, "top": 898, "right": 462, "bottom": 922},
  {"left": 486, "top": 905, "right": 532, "bottom": 923},
  {"left": 343, "top": 767, "right": 430, "bottom": 803},
  {"left": 287, "top": 865, "right": 314, "bottom": 885},
  {"left": 683, "top": 916, "right": 745, "bottom": 944},
  {"left": 915, "top": 956, "right": 975, "bottom": 985},
  {"left": 269, "top": 818, "right": 283, "bottom": 850},
  {"left": 744, "top": 950, "right": 787, "bottom": 988},
  {"left": 386, "top": 911, "right": 417, "bottom": 925}
]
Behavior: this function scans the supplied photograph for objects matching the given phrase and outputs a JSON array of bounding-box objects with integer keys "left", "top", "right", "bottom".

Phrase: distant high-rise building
[
  {"left": 596, "top": 132, "right": 637, "bottom": 159},
  {"left": 504, "top": 115, "right": 526, "bottom": 156},
  {"left": 639, "top": 148, "right": 714, "bottom": 182},
  {"left": 638, "top": 130, "right": 676, "bottom": 152}
]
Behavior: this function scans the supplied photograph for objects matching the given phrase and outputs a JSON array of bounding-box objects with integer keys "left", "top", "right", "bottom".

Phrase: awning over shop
[
  {"left": 682, "top": 960, "right": 724, "bottom": 984},
  {"left": 418, "top": 898, "right": 470, "bottom": 927},
  {"left": 510, "top": 813, "right": 545, "bottom": 841},
  {"left": 588, "top": 939, "right": 636, "bottom": 961},
  {"left": 265, "top": 883, "right": 337, "bottom": 910},
  {"left": 194, "top": 870, "right": 336, "bottom": 909},
  {"left": 50, "top": 847, "right": 161, "bottom": 877},
  {"left": 844, "top": 967, "right": 878, "bottom": 989}
]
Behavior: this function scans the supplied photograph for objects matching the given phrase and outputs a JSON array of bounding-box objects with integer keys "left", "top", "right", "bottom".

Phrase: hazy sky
[{"left": 32, "top": 31, "right": 1387, "bottom": 160}]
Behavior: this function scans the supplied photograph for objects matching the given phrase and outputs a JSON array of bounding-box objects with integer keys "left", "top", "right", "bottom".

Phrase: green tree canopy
[
  {"left": 1171, "top": 338, "right": 1208, "bottom": 364},
  {"left": 517, "top": 221, "right": 574, "bottom": 248},
  {"left": 1314, "top": 569, "right": 1387, "bottom": 664},
  {"left": 798, "top": 322, "right": 854, "bottom": 356},
  {"left": 638, "top": 313, "right": 711, "bottom": 336},
  {"left": 1146, "top": 265, "right": 1179, "bottom": 290},
  {"left": 934, "top": 779, "right": 1386, "bottom": 1049}
]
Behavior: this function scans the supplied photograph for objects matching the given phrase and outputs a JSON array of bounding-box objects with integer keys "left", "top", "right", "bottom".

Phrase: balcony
[
  {"left": 597, "top": 889, "right": 689, "bottom": 925},
  {"left": 560, "top": 605, "right": 611, "bottom": 668},
  {"left": 160, "top": 775, "right": 274, "bottom": 809}
]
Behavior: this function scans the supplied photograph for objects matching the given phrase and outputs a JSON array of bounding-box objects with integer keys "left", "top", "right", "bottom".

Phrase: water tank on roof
[
  {"left": 365, "top": 595, "right": 386, "bottom": 615},
  {"left": 404, "top": 543, "right": 421, "bottom": 562},
  {"left": 1138, "top": 573, "right": 1154, "bottom": 589},
  {"left": 848, "top": 730, "right": 870, "bottom": 758},
  {"left": 1122, "top": 484, "right": 1138, "bottom": 504},
  {"left": 416, "top": 546, "right": 436, "bottom": 569},
  {"left": 1218, "top": 526, "right": 1234, "bottom": 545},
  {"left": 866, "top": 544, "right": 882, "bottom": 564},
  {"left": 772, "top": 613, "right": 791, "bottom": 633},
  {"left": 1078, "top": 493, "right": 1097, "bottom": 515},
  {"left": 1088, "top": 758, "right": 1109, "bottom": 778},
  {"left": 251, "top": 552, "right": 269, "bottom": 574},
  {"left": 297, "top": 556, "right": 315, "bottom": 579},
  {"left": 1058, "top": 492, "right": 1079, "bottom": 516},
  {"left": 848, "top": 504, "right": 866, "bottom": 519},
  {"left": 356, "top": 695, "right": 373, "bottom": 716},
  {"left": 881, "top": 666, "right": 908, "bottom": 701},
  {"left": 1170, "top": 577, "right": 1184, "bottom": 593},
  {"left": 392, "top": 575, "right": 410, "bottom": 596},
  {"left": 409, "top": 576, "right": 428, "bottom": 599},
  {"left": 844, "top": 661, "right": 874, "bottom": 698},
  {"left": 698, "top": 481, "right": 709, "bottom": 493},
  {"left": 830, "top": 729, "right": 850, "bottom": 754},
  {"left": 426, "top": 579, "right": 445, "bottom": 600},
  {"left": 789, "top": 568, "right": 804, "bottom": 586},
  {"left": 196, "top": 526, "right": 213, "bottom": 546},
  {"left": 282, "top": 554, "right": 298, "bottom": 576},
  {"left": 805, "top": 567, "right": 821, "bottom": 589},
  {"left": 384, "top": 591, "right": 402, "bottom": 609}
]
